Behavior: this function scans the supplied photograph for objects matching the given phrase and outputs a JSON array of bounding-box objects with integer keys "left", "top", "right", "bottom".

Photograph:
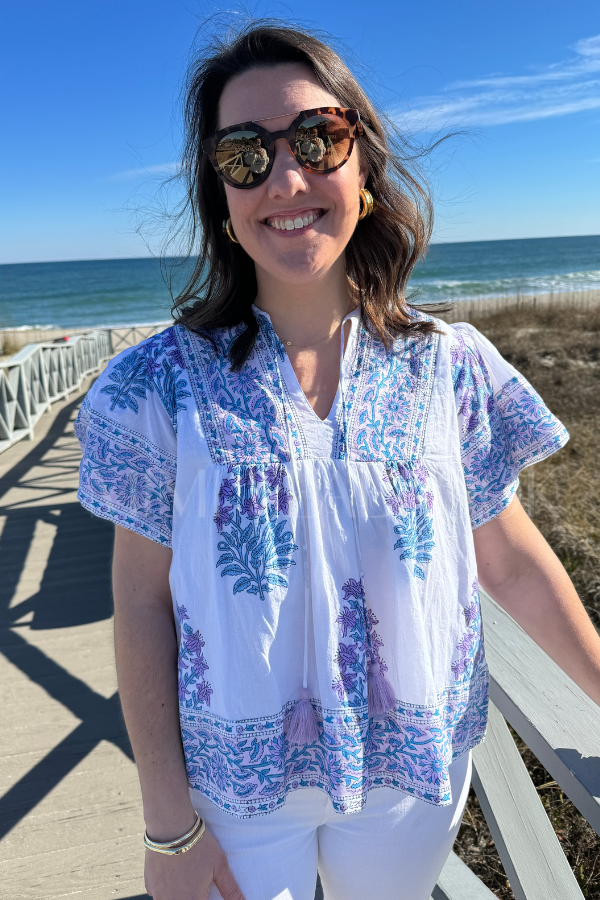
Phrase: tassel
[
  {"left": 287, "top": 687, "right": 319, "bottom": 745},
  {"left": 367, "top": 661, "right": 396, "bottom": 717}
]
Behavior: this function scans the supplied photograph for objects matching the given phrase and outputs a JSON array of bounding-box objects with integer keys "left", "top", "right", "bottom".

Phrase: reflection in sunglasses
[{"left": 211, "top": 110, "right": 358, "bottom": 186}]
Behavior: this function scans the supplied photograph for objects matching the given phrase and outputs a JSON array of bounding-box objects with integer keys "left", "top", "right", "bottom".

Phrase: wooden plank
[
  {"left": 0, "top": 395, "right": 145, "bottom": 900},
  {"left": 431, "top": 851, "right": 497, "bottom": 900},
  {"left": 480, "top": 588, "right": 600, "bottom": 835},
  {"left": 472, "top": 701, "right": 583, "bottom": 900}
]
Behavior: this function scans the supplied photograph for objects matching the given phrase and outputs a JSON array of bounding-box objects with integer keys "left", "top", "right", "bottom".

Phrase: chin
[{"left": 262, "top": 246, "right": 337, "bottom": 283}]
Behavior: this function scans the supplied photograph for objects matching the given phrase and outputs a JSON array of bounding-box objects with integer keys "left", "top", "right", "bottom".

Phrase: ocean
[{"left": 1, "top": 234, "right": 599, "bottom": 331}]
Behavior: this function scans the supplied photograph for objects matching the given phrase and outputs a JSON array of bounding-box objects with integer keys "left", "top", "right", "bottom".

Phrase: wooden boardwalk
[{"left": 0, "top": 377, "right": 147, "bottom": 900}]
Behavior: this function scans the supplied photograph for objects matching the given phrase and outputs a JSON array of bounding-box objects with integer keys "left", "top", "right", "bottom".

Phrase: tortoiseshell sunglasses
[{"left": 202, "top": 107, "right": 363, "bottom": 189}]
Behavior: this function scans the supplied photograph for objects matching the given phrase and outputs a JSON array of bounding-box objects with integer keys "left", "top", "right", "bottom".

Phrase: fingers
[{"left": 213, "top": 858, "right": 247, "bottom": 900}]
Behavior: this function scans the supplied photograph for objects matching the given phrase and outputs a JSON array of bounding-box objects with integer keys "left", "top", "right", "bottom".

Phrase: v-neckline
[{"left": 259, "top": 306, "right": 361, "bottom": 426}]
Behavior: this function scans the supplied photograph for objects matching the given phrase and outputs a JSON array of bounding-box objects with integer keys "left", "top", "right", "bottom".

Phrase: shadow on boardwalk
[{"left": 0, "top": 385, "right": 143, "bottom": 899}]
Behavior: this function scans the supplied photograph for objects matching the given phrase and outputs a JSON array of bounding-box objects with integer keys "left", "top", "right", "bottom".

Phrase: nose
[{"left": 266, "top": 137, "right": 310, "bottom": 200}]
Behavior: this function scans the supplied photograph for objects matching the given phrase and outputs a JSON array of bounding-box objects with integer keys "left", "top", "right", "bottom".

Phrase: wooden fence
[
  {"left": 434, "top": 288, "right": 600, "bottom": 324},
  {"left": 432, "top": 587, "right": 600, "bottom": 899}
]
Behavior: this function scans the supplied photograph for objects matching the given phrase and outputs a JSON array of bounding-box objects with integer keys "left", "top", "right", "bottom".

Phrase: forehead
[{"left": 218, "top": 62, "right": 341, "bottom": 130}]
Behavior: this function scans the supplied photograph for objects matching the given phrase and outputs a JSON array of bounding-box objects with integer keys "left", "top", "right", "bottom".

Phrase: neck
[{"left": 253, "top": 257, "right": 358, "bottom": 345}]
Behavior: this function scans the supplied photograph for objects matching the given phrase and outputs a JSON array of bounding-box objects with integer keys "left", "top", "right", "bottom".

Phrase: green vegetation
[{"left": 454, "top": 303, "right": 600, "bottom": 898}]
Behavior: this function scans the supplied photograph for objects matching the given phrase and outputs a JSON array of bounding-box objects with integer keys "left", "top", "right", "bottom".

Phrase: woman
[{"left": 75, "top": 23, "right": 600, "bottom": 900}]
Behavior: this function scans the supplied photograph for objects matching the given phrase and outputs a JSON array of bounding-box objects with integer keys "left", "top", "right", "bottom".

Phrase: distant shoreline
[
  {"left": 2, "top": 232, "right": 599, "bottom": 267},
  {"left": 1, "top": 287, "right": 600, "bottom": 359}
]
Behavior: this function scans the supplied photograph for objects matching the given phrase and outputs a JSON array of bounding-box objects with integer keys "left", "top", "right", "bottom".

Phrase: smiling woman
[
  {"left": 169, "top": 24, "right": 438, "bottom": 369},
  {"left": 73, "top": 18, "right": 600, "bottom": 900}
]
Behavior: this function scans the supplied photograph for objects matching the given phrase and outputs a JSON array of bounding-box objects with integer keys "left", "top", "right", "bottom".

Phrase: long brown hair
[{"left": 170, "top": 21, "right": 441, "bottom": 369}]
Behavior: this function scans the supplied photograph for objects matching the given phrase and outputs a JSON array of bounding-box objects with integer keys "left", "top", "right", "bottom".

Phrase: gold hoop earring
[
  {"left": 223, "top": 217, "right": 239, "bottom": 244},
  {"left": 358, "top": 188, "right": 374, "bottom": 221}
]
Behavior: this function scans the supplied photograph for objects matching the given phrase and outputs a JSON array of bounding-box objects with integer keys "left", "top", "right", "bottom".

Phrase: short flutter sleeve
[
  {"left": 450, "top": 322, "right": 568, "bottom": 529},
  {"left": 74, "top": 327, "right": 190, "bottom": 547}
]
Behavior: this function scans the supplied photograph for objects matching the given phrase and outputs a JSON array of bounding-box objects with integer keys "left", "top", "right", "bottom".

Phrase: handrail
[
  {"left": 481, "top": 589, "right": 600, "bottom": 833},
  {"left": 432, "top": 589, "right": 599, "bottom": 899},
  {"left": 0, "top": 331, "right": 111, "bottom": 454}
]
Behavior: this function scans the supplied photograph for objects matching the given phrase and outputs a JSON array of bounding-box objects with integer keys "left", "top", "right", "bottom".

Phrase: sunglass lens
[
  {"left": 295, "top": 115, "right": 351, "bottom": 171},
  {"left": 215, "top": 130, "right": 270, "bottom": 185}
]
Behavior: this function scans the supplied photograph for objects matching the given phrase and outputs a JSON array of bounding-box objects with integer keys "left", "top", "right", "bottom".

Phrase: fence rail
[
  {"left": 432, "top": 587, "right": 600, "bottom": 900},
  {"left": 0, "top": 331, "right": 111, "bottom": 454}
]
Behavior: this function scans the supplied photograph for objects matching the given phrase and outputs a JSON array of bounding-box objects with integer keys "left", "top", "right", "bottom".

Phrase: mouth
[{"left": 263, "top": 208, "right": 325, "bottom": 232}]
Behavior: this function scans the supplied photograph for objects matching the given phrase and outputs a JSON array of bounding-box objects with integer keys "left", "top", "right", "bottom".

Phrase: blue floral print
[
  {"left": 75, "top": 401, "right": 176, "bottom": 546},
  {"left": 385, "top": 463, "right": 435, "bottom": 580},
  {"left": 214, "top": 464, "right": 298, "bottom": 599},
  {"left": 451, "top": 581, "right": 484, "bottom": 683},
  {"left": 332, "top": 578, "right": 390, "bottom": 707},
  {"left": 177, "top": 604, "right": 214, "bottom": 710},
  {"left": 180, "top": 657, "right": 488, "bottom": 816},
  {"left": 451, "top": 325, "right": 569, "bottom": 528},
  {"left": 179, "top": 324, "right": 290, "bottom": 465},
  {"left": 100, "top": 327, "right": 190, "bottom": 431},
  {"left": 75, "top": 316, "right": 569, "bottom": 819},
  {"left": 345, "top": 326, "right": 438, "bottom": 463}
]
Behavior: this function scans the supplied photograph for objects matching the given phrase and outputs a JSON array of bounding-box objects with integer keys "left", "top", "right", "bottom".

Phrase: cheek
[
  {"left": 224, "top": 186, "right": 253, "bottom": 223},
  {"left": 332, "top": 162, "right": 362, "bottom": 213}
]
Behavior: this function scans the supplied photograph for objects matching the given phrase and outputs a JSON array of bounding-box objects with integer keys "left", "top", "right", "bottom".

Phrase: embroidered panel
[
  {"left": 344, "top": 327, "right": 439, "bottom": 463},
  {"left": 100, "top": 326, "right": 190, "bottom": 432},
  {"left": 451, "top": 329, "right": 569, "bottom": 528},
  {"left": 76, "top": 400, "right": 176, "bottom": 546},
  {"left": 177, "top": 321, "right": 292, "bottom": 466},
  {"left": 180, "top": 659, "right": 488, "bottom": 817}
]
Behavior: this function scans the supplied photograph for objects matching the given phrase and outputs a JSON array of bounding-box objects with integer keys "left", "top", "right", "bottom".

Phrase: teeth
[{"left": 267, "top": 211, "right": 321, "bottom": 230}]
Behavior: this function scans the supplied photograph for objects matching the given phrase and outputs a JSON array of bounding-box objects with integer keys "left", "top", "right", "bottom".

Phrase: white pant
[{"left": 190, "top": 750, "right": 472, "bottom": 900}]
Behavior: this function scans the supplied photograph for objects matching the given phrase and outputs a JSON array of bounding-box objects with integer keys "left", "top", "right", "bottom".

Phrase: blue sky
[{"left": 1, "top": 0, "right": 599, "bottom": 263}]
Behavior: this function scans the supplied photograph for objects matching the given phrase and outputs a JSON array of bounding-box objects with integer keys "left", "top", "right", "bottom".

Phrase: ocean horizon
[{"left": 1, "top": 234, "right": 599, "bottom": 332}]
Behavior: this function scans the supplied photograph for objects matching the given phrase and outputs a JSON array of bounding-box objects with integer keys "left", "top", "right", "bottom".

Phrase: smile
[{"left": 264, "top": 209, "right": 324, "bottom": 231}]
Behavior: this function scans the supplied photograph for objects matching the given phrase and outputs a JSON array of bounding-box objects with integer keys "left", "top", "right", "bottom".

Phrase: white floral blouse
[{"left": 75, "top": 306, "right": 568, "bottom": 818}]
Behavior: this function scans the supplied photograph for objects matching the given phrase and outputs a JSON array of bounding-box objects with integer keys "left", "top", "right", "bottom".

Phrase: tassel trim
[
  {"left": 287, "top": 687, "right": 320, "bottom": 745},
  {"left": 367, "top": 661, "right": 396, "bottom": 717}
]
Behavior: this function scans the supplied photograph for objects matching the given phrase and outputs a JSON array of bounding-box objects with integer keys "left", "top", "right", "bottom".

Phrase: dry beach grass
[{"left": 449, "top": 303, "right": 600, "bottom": 897}]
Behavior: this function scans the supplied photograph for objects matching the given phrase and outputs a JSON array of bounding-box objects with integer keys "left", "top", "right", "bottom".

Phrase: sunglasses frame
[{"left": 202, "top": 107, "right": 363, "bottom": 189}]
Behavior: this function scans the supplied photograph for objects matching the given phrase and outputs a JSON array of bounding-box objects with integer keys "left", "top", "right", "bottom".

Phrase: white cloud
[
  {"left": 108, "top": 162, "right": 182, "bottom": 181},
  {"left": 398, "top": 34, "right": 600, "bottom": 129}
]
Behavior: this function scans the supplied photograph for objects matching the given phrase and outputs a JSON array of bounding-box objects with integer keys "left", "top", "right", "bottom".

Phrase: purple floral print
[
  {"left": 451, "top": 326, "right": 568, "bottom": 529},
  {"left": 332, "top": 578, "right": 390, "bottom": 708},
  {"left": 178, "top": 605, "right": 213, "bottom": 711},
  {"left": 214, "top": 464, "right": 298, "bottom": 599},
  {"left": 451, "top": 581, "right": 484, "bottom": 683}
]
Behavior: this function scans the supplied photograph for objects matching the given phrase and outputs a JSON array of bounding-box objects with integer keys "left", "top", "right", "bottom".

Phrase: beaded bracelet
[{"left": 143, "top": 812, "right": 206, "bottom": 855}]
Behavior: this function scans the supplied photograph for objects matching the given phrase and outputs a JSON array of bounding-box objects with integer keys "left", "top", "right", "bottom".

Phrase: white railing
[
  {"left": 107, "top": 323, "right": 170, "bottom": 354},
  {"left": 0, "top": 331, "right": 111, "bottom": 454},
  {"left": 431, "top": 588, "right": 600, "bottom": 900}
]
